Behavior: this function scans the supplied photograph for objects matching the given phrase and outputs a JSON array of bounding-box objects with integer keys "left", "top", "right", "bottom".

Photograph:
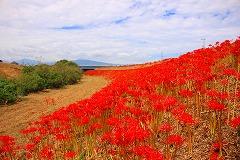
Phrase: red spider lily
[
  {"left": 85, "top": 123, "right": 102, "bottom": 134},
  {"left": 167, "top": 134, "right": 183, "bottom": 147},
  {"left": 218, "top": 92, "right": 229, "bottom": 99},
  {"left": 206, "top": 100, "right": 226, "bottom": 111},
  {"left": 223, "top": 68, "right": 236, "bottom": 76},
  {"left": 64, "top": 151, "right": 76, "bottom": 159},
  {"left": 178, "top": 113, "right": 195, "bottom": 125},
  {"left": 0, "top": 135, "right": 15, "bottom": 146},
  {"left": 106, "top": 117, "right": 120, "bottom": 125},
  {"left": 206, "top": 90, "right": 220, "bottom": 98},
  {"left": 60, "top": 124, "right": 72, "bottom": 131},
  {"left": 26, "top": 153, "right": 32, "bottom": 159},
  {"left": 171, "top": 105, "right": 185, "bottom": 117},
  {"left": 229, "top": 117, "right": 240, "bottom": 128},
  {"left": 38, "top": 127, "right": 48, "bottom": 135},
  {"left": 148, "top": 93, "right": 165, "bottom": 101},
  {"left": 24, "top": 143, "right": 36, "bottom": 151},
  {"left": 32, "top": 136, "right": 41, "bottom": 143},
  {"left": 113, "top": 101, "right": 128, "bottom": 115},
  {"left": 39, "top": 145, "right": 54, "bottom": 160},
  {"left": 78, "top": 116, "right": 90, "bottom": 126},
  {"left": 20, "top": 127, "right": 38, "bottom": 135},
  {"left": 163, "top": 96, "right": 177, "bottom": 108},
  {"left": 0, "top": 135, "right": 15, "bottom": 153},
  {"left": 160, "top": 124, "right": 172, "bottom": 132},
  {"left": 210, "top": 153, "right": 222, "bottom": 160},
  {"left": 179, "top": 89, "right": 193, "bottom": 98},
  {"left": 55, "top": 134, "right": 70, "bottom": 141},
  {"left": 153, "top": 101, "right": 165, "bottom": 112},
  {"left": 101, "top": 117, "right": 150, "bottom": 145},
  {"left": 129, "top": 108, "right": 149, "bottom": 117},
  {"left": 210, "top": 142, "right": 223, "bottom": 160},
  {"left": 133, "top": 146, "right": 165, "bottom": 160}
]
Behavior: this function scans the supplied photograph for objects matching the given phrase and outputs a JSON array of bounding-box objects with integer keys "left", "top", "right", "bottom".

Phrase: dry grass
[{"left": 0, "top": 62, "right": 22, "bottom": 78}]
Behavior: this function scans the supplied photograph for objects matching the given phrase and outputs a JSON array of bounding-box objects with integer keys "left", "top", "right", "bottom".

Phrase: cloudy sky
[{"left": 0, "top": 0, "right": 240, "bottom": 64}]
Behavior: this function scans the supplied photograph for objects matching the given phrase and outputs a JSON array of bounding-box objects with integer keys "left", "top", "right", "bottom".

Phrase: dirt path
[{"left": 0, "top": 75, "right": 109, "bottom": 143}]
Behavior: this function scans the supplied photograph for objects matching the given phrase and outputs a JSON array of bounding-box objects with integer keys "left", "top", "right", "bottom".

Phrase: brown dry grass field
[
  {"left": 0, "top": 62, "right": 109, "bottom": 144},
  {"left": 0, "top": 62, "right": 22, "bottom": 78}
]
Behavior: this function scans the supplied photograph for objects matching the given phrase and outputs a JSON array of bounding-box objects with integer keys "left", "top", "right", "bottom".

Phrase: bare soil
[{"left": 0, "top": 75, "right": 109, "bottom": 144}]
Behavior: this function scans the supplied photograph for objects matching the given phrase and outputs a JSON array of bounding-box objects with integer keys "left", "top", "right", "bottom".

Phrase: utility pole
[
  {"left": 201, "top": 38, "right": 206, "bottom": 48},
  {"left": 161, "top": 51, "right": 163, "bottom": 60}
]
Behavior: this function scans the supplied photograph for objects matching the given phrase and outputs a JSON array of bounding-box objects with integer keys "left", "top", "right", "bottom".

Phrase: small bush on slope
[
  {"left": 52, "top": 60, "right": 83, "bottom": 85},
  {"left": 0, "top": 78, "right": 18, "bottom": 104},
  {"left": 16, "top": 73, "right": 45, "bottom": 95}
]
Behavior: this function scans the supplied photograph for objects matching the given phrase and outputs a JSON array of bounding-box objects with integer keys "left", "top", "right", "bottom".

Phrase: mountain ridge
[{"left": 14, "top": 59, "right": 116, "bottom": 66}]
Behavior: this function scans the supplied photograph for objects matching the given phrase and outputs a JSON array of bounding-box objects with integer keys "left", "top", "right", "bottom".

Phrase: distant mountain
[
  {"left": 16, "top": 59, "right": 43, "bottom": 65},
  {"left": 16, "top": 59, "right": 115, "bottom": 66}
]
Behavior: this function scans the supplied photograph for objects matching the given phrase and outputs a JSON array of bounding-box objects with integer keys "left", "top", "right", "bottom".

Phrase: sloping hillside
[{"left": 0, "top": 62, "right": 22, "bottom": 78}]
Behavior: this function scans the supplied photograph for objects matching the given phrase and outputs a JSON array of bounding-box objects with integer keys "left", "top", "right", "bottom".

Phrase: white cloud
[{"left": 0, "top": 0, "right": 240, "bottom": 64}]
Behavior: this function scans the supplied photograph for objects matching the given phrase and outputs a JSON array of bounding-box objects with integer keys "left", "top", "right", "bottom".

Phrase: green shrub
[
  {"left": 34, "top": 64, "right": 50, "bottom": 80},
  {"left": 0, "top": 79, "right": 18, "bottom": 104},
  {"left": 52, "top": 60, "right": 83, "bottom": 85},
  {"left": 45, "top": 71, "right": 64, "bottom": 88},
  {"left": 54, "top": 59, "right": 79, "bottom": 67},
  {"left": 16, "top": 73, "right": 45, "bottom": 95},
  {"left": 21, "top": 65, "right": 35, "bottom": 74}
]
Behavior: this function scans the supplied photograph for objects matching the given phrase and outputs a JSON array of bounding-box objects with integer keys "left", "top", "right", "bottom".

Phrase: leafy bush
[
  {"left": 45, "top": 71, "right": 64, "bottom": 88},
  {"left": 0, "top": 79, "right": 18, "bottom": 104},
  {"left": 16, "top": 73, "right": 45, "bottom": 95},
  {"left": 52, "top": 60, "right": 83, "bottom": 85},
  {"left": 34, "top": 64, "right": 49, "bottom": 77},
  {"left": 21, "top": 65, "right": 35, "bottom": 74}
]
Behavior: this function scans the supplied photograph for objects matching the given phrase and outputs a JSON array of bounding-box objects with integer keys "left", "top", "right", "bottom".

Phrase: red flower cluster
[
  {"left": 206, "top": 100, "right": 226, "bottom": 111},
  {"left": 178, "top": 113, "right": 195, "bottom": 125},
  {"left": 64, "top": 151, "right": 76, "bottom": 159},
  {"left": 160, "top": 124, "right": 172, "bottom": 132},
  {"left": 133, "top": 145, "right": 165, "bottom": 160},
  {"left": 167, "top": 134, "right": 183, "bottom": 147},
  {"left": 229, "top": 117, "right": 240, "bottom": 128},
  {"left": 210, "top": 142, "right": 222, "bottom": 160},
  {"left": 0, "top": 135, "right": 16, "bottom": 154},
  {"left": 40, "top": 145, "right": 54, "bottom": 160}
]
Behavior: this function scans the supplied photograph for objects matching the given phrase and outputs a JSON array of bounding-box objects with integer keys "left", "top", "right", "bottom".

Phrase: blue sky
[{"left": 0, "top": 0, "right": 240, "bottom": 64}]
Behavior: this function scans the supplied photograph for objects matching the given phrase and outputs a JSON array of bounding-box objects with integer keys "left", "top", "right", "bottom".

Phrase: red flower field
[{"left": 1, "top": 37, "right": 240, "bottom": 159}]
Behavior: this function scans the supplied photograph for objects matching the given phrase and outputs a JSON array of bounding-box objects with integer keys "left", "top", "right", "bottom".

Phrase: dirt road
[{"left": 0, "top": 75, "right": 108, "bottom": 143}]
